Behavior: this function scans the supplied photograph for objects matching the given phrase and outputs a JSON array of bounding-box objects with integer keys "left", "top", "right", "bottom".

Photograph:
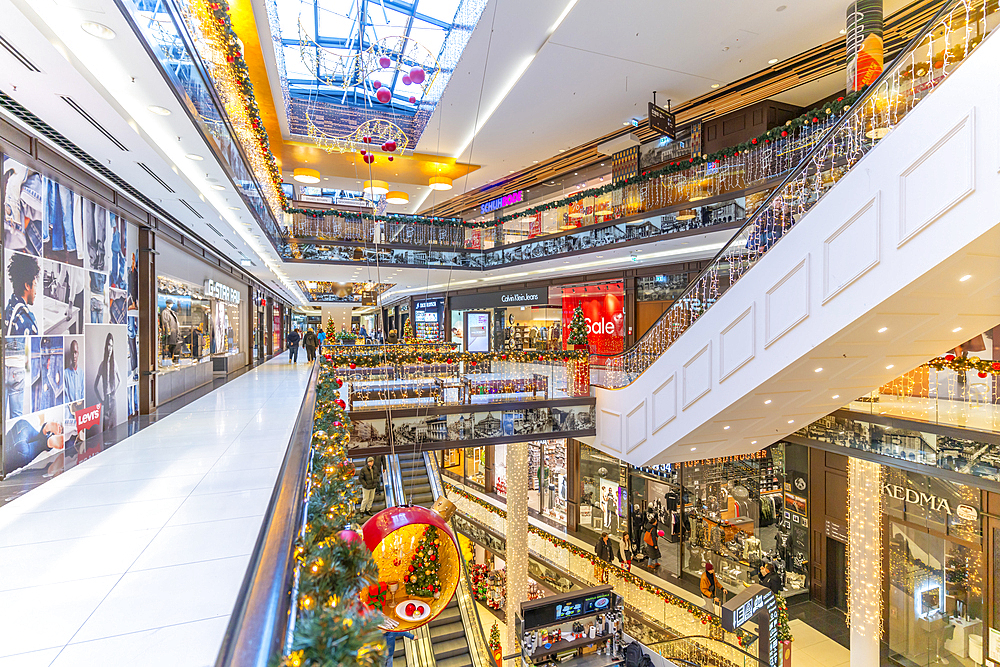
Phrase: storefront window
[
  {"left": 465, "top": 445, "right": 485, "bottom": 489},
  {"left": 157, "top": 277, "right": 211, "bottom": 369},
  {"left": 579, "top": 444, "right": 626, "bottom": 538},
  {"left": 494, "top": 440, "right": 568, "bottom": 526},
  {"left": 636, "top": 273, "right": 689, "bottom": 302}
]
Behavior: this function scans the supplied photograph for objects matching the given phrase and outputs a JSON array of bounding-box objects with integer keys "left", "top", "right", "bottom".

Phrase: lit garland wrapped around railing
[
  {"left": 282, "top": 367, "right": 386, "bottom": 667},
  {"left": 320, "top": 346, "right": 586, "bottom": 368},
  {"left": 442, "top": 481, "right": 763, "bottom": 647},
  {"left": 928, "top": 354, "right": 1000, "bottom": 376}
]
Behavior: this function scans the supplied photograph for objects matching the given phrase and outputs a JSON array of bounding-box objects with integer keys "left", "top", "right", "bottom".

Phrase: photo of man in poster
[{"left": 5, "top": 251, "right": 41, "bottom": 336}]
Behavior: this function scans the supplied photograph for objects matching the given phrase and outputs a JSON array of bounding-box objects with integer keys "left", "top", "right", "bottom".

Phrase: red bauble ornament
[
  {"left": 405, "top": 603, "right": 416, "bottom": 617},
  {"left": 376, "top": 87, "right": 392, "bottom": 104},
  {"left": 338, "top": 529, "right": 364, "bottom": 545},
  {"left": 360, "top": 150, "right": 367, "bottom": 156},
  {"left": 364, "top": 154, "right": 375, "bottom": 164},
  {"left": 350, "top": 362, "right": 357, "bottom": 369},
  {"left": 812, "top": 117, "right": 819, "bottom": 123},
  {"left": 379, "top": 56, "right": 391, "bottom": 68},
  {"left": 373, "top": 80, "right": 382, "bottom": 90},
  {"left": 751, "top": 138, "right": 757, "bottom": 144},
  {"left": 388, "top": 156, "right": 394, "bottom": 161},
  {"left": 402, "top": 75, "right": 412, "bottom": 86},
  {"left": 992, "top": 362, "right": 1000, "bottom": 370},
  {"left": 336, "top": 399, "right": 346, "bottom": 409},
  {"left": 430, "top": 554, "right": 436, "bottom": 561},
  {"left": 979, "top": 372, "right": 988, "bottom": 378},
  {"left": 409, "top": 67, "right": 425, "bottom": 84},
  {"left": 470, "top": 361, "right": 477, "bottom": 367},
  {"left": 945, "top": 354, "right": 956, "bottom": 361},
  {"left": 409, "top": 96, "right": 417, "bottom": 104},
  {"left": 385, "top": 140, "right": 397, "bottom": 152},
  {"left": 781, "top": 130, "right": 788, "bottom": 137}
]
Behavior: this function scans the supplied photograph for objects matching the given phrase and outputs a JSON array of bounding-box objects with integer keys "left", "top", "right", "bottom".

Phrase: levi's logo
[{"left": 76, "top": 404, "right": 102, "bottom": 431}]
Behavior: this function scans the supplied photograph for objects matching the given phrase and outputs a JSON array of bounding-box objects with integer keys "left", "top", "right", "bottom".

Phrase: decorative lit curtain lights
[{"left": 847, "top": 458, "right": 882, "bottom": 660}]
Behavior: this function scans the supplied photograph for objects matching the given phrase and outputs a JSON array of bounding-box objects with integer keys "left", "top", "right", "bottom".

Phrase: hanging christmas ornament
[
  {"left": 379, "top": 56, "right": 392, "bottom": 68},
  {"left": 409, "top": 96, "right": 416, "bottom": 104},
  {"left": 373, "top": 80, "right": 382, "bottom": 90},
  {"left": 388, "top": 156, "right": 394, "bottom": 162},
  {"left": 409, "top": 67, "right": 425, "bottom": 84},
  {"left": 338, "top": 529, "right": 363, "bottom": 545},
  {"left": 376, "top": 87, "right": 392, "bottom": 104},
  {"left": 364, "top": 154, "right": 375, "bottom": 164},
  {"left": 402, "top": 75, "right": 412, "bottom": 86},
  {"left": 385, "top": 140, "right": 397, "bottom": 152},
  {"left": 361, "top": 498, "right": 460, "bottom": 631}
]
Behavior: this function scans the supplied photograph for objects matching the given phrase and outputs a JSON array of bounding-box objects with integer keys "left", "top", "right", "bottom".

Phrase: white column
[
  {"left": 505, "top": 439, "right": 529, "bottom": 660},
  {"left": 848, "top": 458, "right": 882, "bottom": 667}
]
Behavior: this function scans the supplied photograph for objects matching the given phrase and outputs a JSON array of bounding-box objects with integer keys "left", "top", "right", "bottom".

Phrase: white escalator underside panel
[{"left": 594, "top": 32, "right": 1000, "bottom": 465}]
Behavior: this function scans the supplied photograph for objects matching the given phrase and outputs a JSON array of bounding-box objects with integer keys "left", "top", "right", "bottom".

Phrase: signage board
[
  {"left": 825, "top": 519, "right": 848, "bottom": 544},
  {"left": 361, "top": 291, "right": 377, "bottom": 306},
  {"left": 648, "top": 102, "right": 676, "bottom": 139},
  {"left": 521, "top": 588, "right": 615, "bottom": 630},
  {"left": 721, "top": 584, "right": 779, "bottom": 667},
  {"left": 204, "top": 279, "right": 241, "bottom": 305},
  {"left": 465, "top": 311, "right": 491, "bottom": 352},
  {"left": 449, "top": 286, "right": 548, "bottom": 311},
  {"left": 882, "top": 482, "right": 978, "bottom": 518},
  {"left": 75, "top": 404, "right": 102, "bottom": 432},
  {"left": 415, "top": 298, "right": 444, "bottom": 323},
  {"left": 480, "top": 190, "right": 524, "bottom": 215}
]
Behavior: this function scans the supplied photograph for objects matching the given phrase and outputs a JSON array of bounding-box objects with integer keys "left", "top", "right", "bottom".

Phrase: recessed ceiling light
[
  {"left": 832, "top": 395, "right": 840, "bottom": 399},
  {"left": 814, "top": 367, "right": 823, "bottom": 373},
  {"left": 878, "top": 327, "right": 888, "bottom": 333},
  {"left": 558, "top": 149, "right": 566, "bottom": 152},
  {"left": 953, "top": 327, "right": 963, "bottom": 333},
  {"left": 787, "top": 420, "right": 794, "bottom": 424},
  {"left": 690, "top": 447, "right": 697, "bottom": 452},
  {"left": 886, "top": 364, "right": 895, "bottom": 370},
  {"left": 185, "top": 154, "right": 204, "bottom": 161},
  {"left": 764, "top": 399, "right": 772, "bottom": 405},
  {"left": 228, "top": 206, "right": 239, "bottom": 210},
  {"left": 723, "top": 426, "right": 730, "bottom": 430},
  {"left": 211, "top": 184, "right": 225, "bottom": 191},
  {"left": 81, "top": 21, "right": 115, "bottom": 39},
  {"left": 768, "top": 58, "right": 779, "bottom": 64},
  {"left": 751, "top": 440, "right": 757, "bottom": 445},
  {"left": 711, "top": 83, "right": 720, "bottom": 89},
  {"left": 147, "top": 105, "right": 171, "bottom": 116},
  {"left": 840, "top": 28, "right": 846, "bottom": 34},
  {"left": 960, "top": 274, "right": 972, "bottom": 282}
]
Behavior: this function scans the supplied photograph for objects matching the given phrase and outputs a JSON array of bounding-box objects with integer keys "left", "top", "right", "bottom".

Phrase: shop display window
[
  {"left": 494, "top": 440, "right": 568, "bottom": 526},
  {"left": 465, "top": 445, "right": 486, "bottom": 489},
  {"left": 157, "top": 276, "right": 240, "bottom": 371},
  {"left": 579, "top": 444, "right": 626, "bottom": 538}
]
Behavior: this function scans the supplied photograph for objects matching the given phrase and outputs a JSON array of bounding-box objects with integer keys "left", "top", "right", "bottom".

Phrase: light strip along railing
[
  {"left": 646, "top": 635, "right": 765, "bottom": 667},
  {"left": 591, "top": 0, "right": 996, "bottom": 389},
  {"left": 425, "top": 452, "right": 497, "bottom": 667}
]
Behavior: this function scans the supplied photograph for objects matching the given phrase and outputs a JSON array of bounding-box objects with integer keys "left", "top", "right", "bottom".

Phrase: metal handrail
[
  {"left": 590, "top": 0, "right": 985, "bottom": 388},
  {"left": 645, "top": 634, "right": 765, "bottom": 667},
  {"left": 214, "top": 359, "right": 321, "bottom": 667}
]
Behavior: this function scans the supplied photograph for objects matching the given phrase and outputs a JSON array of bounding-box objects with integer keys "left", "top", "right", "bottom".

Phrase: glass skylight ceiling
[{"left": 274, "top": 0, "right": 487, "bottom": 140}]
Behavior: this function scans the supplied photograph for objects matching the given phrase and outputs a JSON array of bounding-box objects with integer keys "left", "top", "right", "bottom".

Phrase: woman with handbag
[
  {"left": 643, "top": 516, "right": 660, "bottom": 569},
  {"left": 595, "top": 532, "right": 620, "bottom": 583},
  {"left": 620, "top": 532, "right": 634, "bottom": 572},
  {"left": 700, "top": 562, "right": 720, "bottom": 612}
]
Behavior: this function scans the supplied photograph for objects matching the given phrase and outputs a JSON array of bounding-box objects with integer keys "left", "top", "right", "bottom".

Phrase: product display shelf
[
  {"left": 519, "top": 585, "right": 624, "bottom": 667},
  {"left": 462, "top": 373, "right": 549, "bottom": 403}
]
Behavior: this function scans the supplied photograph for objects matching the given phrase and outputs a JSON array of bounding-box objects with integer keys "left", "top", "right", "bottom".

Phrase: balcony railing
[{"left": 591, "top": 0, "right": 997, "bottom": 388}]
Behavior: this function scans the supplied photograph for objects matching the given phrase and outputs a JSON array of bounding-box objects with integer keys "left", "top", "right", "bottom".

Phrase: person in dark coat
[
  {"left": 642, "top": 514, "right": 661, "bottom": 568},
  {"left": 359, "top": 456, "right": 379, "bottom": 515},
  {"left": 759, "top": 562, "right": 783, "bottom": 597},
  {"left": 595, "top": 532, "right": 620, "bottom": 584},
  {"left": 303, "top": 328, "right": 319, "bottom": 361},
  {"left": 286, "top": 328, "right": 301, "bottom": 363},
  {"left": 387, "top": 329, "right": 398, "bottom": 344}
]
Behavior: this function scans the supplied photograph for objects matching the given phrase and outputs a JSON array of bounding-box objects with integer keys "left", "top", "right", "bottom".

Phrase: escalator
[
  {"left": 383, "top": 451, "right": 489, "bottom": 667},
  {"left": 349, "top": 455, "right": 387, "bottom": 516},
  {"left": 591, "top": 0, "right": 1000, "bottom": 465}
]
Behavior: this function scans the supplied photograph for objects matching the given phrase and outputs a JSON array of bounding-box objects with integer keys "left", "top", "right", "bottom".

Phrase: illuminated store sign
[
  {"left": 722, "top": 585, "right": 779, "bottom": 667},
  {"left": 881, "top": 483, "right": 978, "bottom": 519},
  {"left": 480, "top": 190, "right": 524, "bottom": 215},
  {"left": 204, "top": 279, "right": 241, "bottom": 305}
]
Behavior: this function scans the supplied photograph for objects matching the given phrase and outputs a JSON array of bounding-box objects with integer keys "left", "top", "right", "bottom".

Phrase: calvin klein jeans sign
[
  {"left": 204, "top": 279, "right": 241, "bottom": 305},
  {"left": 881, "top": 483, "right": 978, "bottom": 520}
]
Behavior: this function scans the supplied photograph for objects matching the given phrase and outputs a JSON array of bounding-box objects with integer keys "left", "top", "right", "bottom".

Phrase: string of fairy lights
[{"left": 846, "top": 459, "right": 882, "bottom": 643}]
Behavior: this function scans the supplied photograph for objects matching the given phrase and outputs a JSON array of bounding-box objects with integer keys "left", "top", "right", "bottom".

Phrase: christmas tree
[
  {"left": 489, "top": 622, "right": 501, "bottom": 657},
  {"left": 775, "top": 594, "right": 792, "bottom": 641},
  {"left": 567, "top": 305, "right": 588, "bottom": 347},
  {"left": 402, "top": 316, "right": 415, "bottom": 343},
  {"left": 405, "top": 525, "right": 442, "bottom": 597},
  {"left": 325, "top": 319, "right": 337, "bottom": 342}
]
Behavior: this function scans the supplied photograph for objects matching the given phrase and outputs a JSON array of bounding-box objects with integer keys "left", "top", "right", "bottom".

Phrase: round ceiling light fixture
[
  {"left": 81, "top": 21, "right": 116, "bottom": 39},
  {"left": 385, "top": 191, "right": 409, "bottom": 204},
  {"left": 428, "top": 176, "right": 453, "bottom": 191},
  {"left": 293, "top": 168, "right": 321, "bottom": 184},
  {"left": 364, "top": 180, "right": 389, "bottom": 196},
  {"left": 147, "top": 105, "right": 171, "bottom": 116}
]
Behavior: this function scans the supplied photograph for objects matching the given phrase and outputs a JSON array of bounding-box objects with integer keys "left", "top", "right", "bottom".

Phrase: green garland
[
  {"left": 283, "top": 369, "right": 385, "bottom": 667},
  {"left": 442, "top": 482, "right": 760, "bottom": 647},
  {"left": 928, "top": 355, "right": 1000, "bottom": 376},
  {"left": 320, "top": 347, "right": 586, "bottom": 368}
]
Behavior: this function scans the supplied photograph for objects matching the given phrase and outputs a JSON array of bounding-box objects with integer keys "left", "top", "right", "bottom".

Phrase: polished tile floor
[{"left": 0, "top": 355, "right": 312, "bottom": 667}]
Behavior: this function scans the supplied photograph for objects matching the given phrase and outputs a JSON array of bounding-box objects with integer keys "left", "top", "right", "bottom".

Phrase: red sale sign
[
  {"left": 76, "top": 404, "right": 102, "bottom": 432},
  {"left": 562, "top": 285, "right": 624, "bottom": 355}
]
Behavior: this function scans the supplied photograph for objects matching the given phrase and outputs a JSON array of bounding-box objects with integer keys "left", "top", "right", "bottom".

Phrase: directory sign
[{"left": 648, "top": 101, "right": 676, "bottom": 139}]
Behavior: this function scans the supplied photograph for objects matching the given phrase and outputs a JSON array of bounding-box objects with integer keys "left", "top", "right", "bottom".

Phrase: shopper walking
[
  {"left": 360, "top": 456, "right": 379, "bottom": 515},
  {"left": 382, "top": 630, "right": 415, "bottom": 667},
  {"left": 642, "top": 515, "right": 661, "bottom": 569},
  {"left": 620, "top": 532, "right": 634, "bottom": 572},
  {"left": 286, "top": 328, "right": 301, "bottom": 363},
  {"left": 303, "top": 328, "right": 319, "bottom": 362},
  {"left": 595, "top": 532, "right": 620, "bottom": 584},
  {"left": 317, "top": 328, "right": 326, "bottom": 352},
  {"left": 700, "top": 562, "right": 720, "bottom": 612},
  {"left": 387, "top": 328, "right": 398, "bottom": 344}
]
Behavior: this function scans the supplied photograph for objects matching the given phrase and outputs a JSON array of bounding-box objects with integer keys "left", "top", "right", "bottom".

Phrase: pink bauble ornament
[
  {"left": 385, "top": 140, "right": 397, "bottom": 152},
  {"left": 379, "top": 56, "right": 391, "bottom": 68},
  {"left": 409, "top": 67, "right": 425, "bottom": 84},
  {"left": 338, "top": 529, "right": 364, "bottom": 545},
  {"left": 409, "top": 96, "right": 416, "bottom": 104},
  {"left": 657, "top": 529, "right": 665, "bottom": 537},
  {"left": 364, "top": 154, "right": 374, "bottom": 164},
  {"left": 401, "top": 75, "right": 412, "bottom": 86},
  {"left": 376, "top": 87, "right": 391, "bottom": 104},
  {"left": 388, "top": 156, "right": 394, "bottom": 162},
  {"left": 373, "top": 80, "right": 382, "bottom": 90},
  {"left": 360, "top": 150, "right": 367, "bottom": 156}
]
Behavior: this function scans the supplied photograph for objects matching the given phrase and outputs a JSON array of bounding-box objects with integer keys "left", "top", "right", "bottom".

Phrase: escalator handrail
[
  {"left": 590, "top": 0, "right": 974, "bottom": 387},
  {"left": 214, "top": 359, "right": 322, "bottom": 667}
]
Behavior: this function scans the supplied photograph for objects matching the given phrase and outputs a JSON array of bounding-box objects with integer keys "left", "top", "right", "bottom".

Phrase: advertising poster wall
[
  {"left": 561, "top": 283, "right": 624, "bottom": 355},
  {"left": 1, "top": 156, "right": 139, "bottom": 478}
]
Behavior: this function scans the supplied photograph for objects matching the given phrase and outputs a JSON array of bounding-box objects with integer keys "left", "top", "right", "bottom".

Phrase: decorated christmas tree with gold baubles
[
  {"left": 405, "top": 525, "right": 442, "bottom": 597},
  {"left": 402, "top": 316, "right": 415, "bottom": 343}
]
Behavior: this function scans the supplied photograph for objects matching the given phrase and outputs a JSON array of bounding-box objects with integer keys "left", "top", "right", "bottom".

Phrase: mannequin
[{"left": 160, "top": 299, "right": 180, "bottom": 360}]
